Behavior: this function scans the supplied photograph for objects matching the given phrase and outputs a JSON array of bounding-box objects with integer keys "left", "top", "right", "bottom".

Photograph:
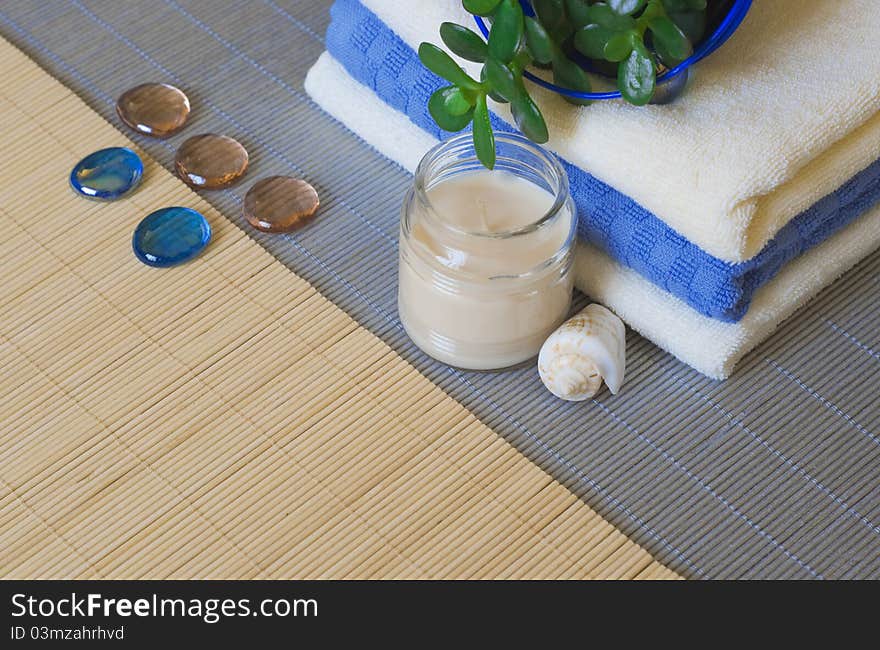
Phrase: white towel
[
  {"left": 305, "top": 52, "right": 880, "bottom": 379},
  {"left": 358, "top": 0, "right": 880, "bottom": 263}
]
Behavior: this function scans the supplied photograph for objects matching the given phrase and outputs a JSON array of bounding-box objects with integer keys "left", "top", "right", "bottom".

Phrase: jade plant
[{"left": 419, "top": 0, "right": 714, "bottom": 168}]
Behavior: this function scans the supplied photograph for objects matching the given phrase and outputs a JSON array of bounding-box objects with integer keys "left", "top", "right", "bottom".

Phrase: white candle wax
[{"left": 398, "top": 168, "right": 575, "bottom": 370}]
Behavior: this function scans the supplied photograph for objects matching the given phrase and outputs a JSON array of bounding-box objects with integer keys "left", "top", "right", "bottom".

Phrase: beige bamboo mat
[{"left": 0, "top": 37, "right": 678, "bottom": 580}]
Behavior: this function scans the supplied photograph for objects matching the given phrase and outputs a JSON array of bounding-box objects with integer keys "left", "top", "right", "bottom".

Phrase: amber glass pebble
[
  {"left": 116, "top": 83, "right": 190, "bottom": 138},
  {"left": 174, "top": 134, "right": 249, "bottom": 189},
  {"left": 243, "top": 176, "right": 320, "bottom": 233}
]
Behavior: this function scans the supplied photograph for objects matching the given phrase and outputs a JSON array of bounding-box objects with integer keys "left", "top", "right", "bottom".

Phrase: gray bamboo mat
[{"left": 2, "top": 0, "right": 877, "bottom": 579}]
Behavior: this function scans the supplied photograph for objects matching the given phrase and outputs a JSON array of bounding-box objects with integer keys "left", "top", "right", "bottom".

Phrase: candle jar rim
[{"left": 413, "top": 132, "right": 572, "bottom": 240}]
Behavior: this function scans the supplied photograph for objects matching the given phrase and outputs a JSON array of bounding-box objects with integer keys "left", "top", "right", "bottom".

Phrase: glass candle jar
[{"left": 398, "top": 132, "right": 576, "bottom": 371}]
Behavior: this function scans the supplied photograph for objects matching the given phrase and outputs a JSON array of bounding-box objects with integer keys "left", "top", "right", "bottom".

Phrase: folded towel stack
[{"left": 305, "top": 0, "right": 880, "bottom": 378}]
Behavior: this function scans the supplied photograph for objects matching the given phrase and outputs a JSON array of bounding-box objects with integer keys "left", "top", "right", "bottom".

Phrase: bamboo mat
[{"left": 0, "top": 38, "right": 677, "bottom": 580}]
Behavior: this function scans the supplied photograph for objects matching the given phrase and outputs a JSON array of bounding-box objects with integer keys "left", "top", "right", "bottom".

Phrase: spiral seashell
[{"left": 538, "top": 304, "right": 626, "bottom": 401}]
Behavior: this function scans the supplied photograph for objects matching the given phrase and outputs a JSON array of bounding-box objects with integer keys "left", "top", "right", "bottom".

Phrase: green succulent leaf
[
  {"left": 480, "top": 65, "right": 508, "bottom": 102},
  {"left": 488, "top": 0, "right": 523, "bottom": 62},
  {"left": 588, "top": 3, "right": 637, "bottom": 30},
  {"left": 524, "top": 16, "right": 554, "bottom": 65},
  {"left": 462, "top": 0, "right": 502, "bottom": 16},
  {"left": 418, "top": 42, "right": 480, "bottom": 91},
  {"left": 510, "top": 88, "right": 549, "bottom": 143},
  {"left": 618, "top": 39, "right": 656, "bottom": 105},
  {"left": 573, "top": 24, "right": 614, "bottom": 60},
  {"left": 639, "top": 0, "right": 666, "bottom": 21},
  {"left": 608, "top": 0, "right": 647, "bottom": 15},
  {"left": 651, "top": 35, "right": 676, "bottom": 68},
  {"left": 649, "top": 16, "right": 691, "bottom": 63},
  {"left": 662, "top": 0, "right": 706, "bottom": 12},
  {"left": 668, "top": 10, "right": 705, "bottom": 43},
  {"left": 512, "top": 42, "right": 534, "bottom": 71},
  {"left": 552, "top": 53, "right": 593, "bottom": 106},
  {"left": 472, "top": 93, "right": 496, "bottom": 169},
  {"left": 445, "top": 85, "right": 475, "bottom": 115},
  {"left": 440, "top": 22, "right": 489, "bottom": 63},
  {"left": 565, "top": 0, "right": 592, "bottom": 27},
  {"left": 428, "top": 87, "right": 476, "bottom": 131},
  {"left": 604, "top": 31, "right": 634, "bottom": 62},
  {"left": 484, "top": 57, "right": 518, "bottom": 101},
  {"left": 532, "top": 0, "right": 571, "bottom": 42}
]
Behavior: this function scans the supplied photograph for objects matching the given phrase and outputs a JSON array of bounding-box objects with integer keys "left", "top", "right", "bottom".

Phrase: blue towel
[{"left": 325, "top": 0, "right": 880, "bottom": 322}]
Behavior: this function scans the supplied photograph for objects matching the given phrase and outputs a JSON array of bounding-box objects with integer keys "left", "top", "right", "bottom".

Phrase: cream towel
[
  {"left": 305, "top": 52, "right": 880, "bottom": 379},
  {"left": 358, "top": 0, "right": 880, "bottom": 263}
]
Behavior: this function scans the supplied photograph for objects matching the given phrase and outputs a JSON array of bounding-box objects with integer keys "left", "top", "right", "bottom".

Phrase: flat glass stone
[
  {"left": 174, "top": 134, "right": 248, "bottom": 189},
  {"left": 116, "top": 82, "right": 191, "bottom": 138},
  {"left": 132, "top": 207, "right": 211, "bottom": 267},
  {"left": 70, "top": 147, "right": 143, "bottom": 201},
  {"left": 243, "top": 175, "right": 320, "bottom": 232}
]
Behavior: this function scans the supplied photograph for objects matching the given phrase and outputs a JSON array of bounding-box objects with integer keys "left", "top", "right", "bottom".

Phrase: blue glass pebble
[
  {"left": 70, "top": 147, "right": 143, "bottom": 200},
  {"left": 132, "top": 207, "right": 211, "bottom": 268}
]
